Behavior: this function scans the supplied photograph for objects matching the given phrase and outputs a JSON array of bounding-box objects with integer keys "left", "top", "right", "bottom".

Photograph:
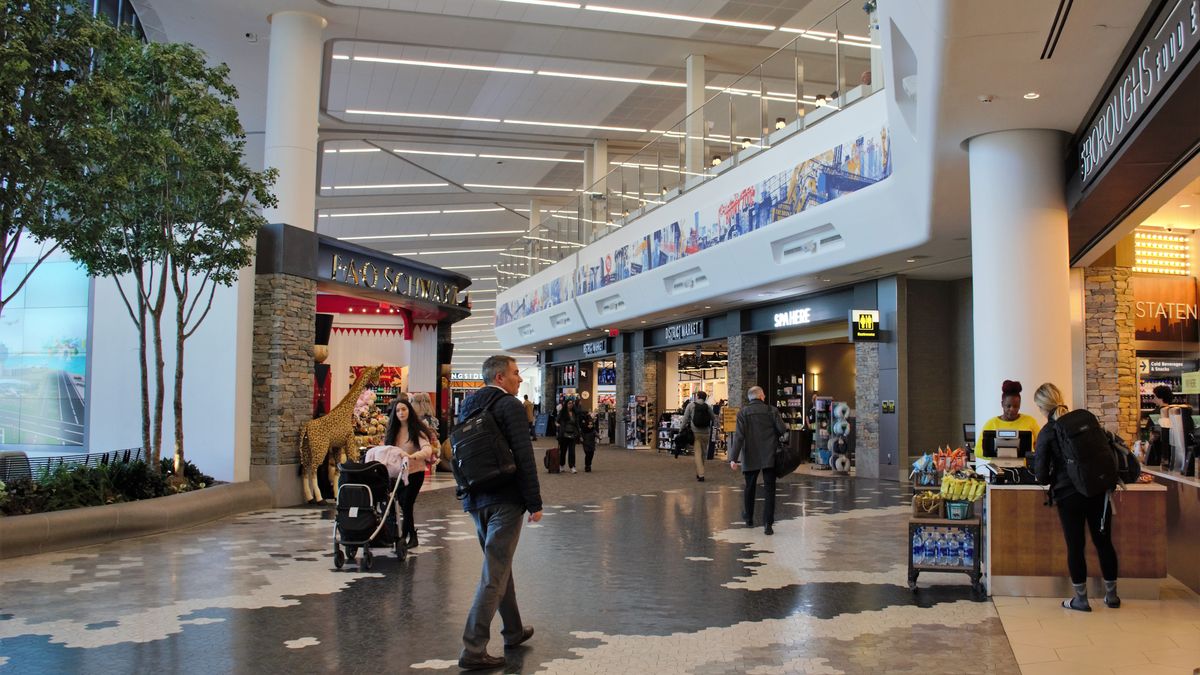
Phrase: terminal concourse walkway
[{"left": 0, "top": 442, "right": 1032, "bottom": 674}]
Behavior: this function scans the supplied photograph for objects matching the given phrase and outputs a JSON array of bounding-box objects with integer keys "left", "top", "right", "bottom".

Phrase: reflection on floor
[{"left": 1, "top": 446, "right": 1021, "bottom": 674}]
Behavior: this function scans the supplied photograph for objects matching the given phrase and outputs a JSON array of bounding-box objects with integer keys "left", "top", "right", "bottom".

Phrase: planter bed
[{"left": 0, "top": 480, "right": 273, "bottom": 559}]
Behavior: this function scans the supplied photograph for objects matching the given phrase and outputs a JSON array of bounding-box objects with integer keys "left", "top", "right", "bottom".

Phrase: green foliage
[
  {"left": 0, "top": 0, "right": 119, "bottom": 312},
  {"left": 0, "top": 459, "right": 214, "bottom": 516}
]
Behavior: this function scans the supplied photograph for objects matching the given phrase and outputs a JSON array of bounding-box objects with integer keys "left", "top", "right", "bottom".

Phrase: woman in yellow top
[{"left": 978, "top": 380, "right": 1040, "bottom": 457}]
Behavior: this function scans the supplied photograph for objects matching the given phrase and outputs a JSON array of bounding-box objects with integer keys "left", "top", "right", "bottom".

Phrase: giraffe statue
[{"left": 299, "top": 364, "right": 383, "bottom": 503}]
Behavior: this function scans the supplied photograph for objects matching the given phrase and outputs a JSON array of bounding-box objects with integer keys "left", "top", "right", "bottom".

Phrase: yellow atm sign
[{"left": 850, "top": 310, "right": 881, "bottom": 342}]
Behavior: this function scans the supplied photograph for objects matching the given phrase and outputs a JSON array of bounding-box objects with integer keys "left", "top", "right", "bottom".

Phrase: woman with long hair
[
  {"left": 1032, "top": 382, "right": 1120, "bottom": 611},
  {"left": 384, "top": 398, "right": 435, "bottom": 548},
  {"left": 557, "top": 398, "right": 581, "bottom": 473}
]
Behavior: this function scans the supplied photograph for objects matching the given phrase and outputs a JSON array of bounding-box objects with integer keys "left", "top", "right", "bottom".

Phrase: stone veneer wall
[
  {"left": 1084, "top": 266, "right": 1138, "bottom": 440},
  {"left": 631, "top": 349, "right": 661, "bottom": 417},
  {"left": 855, "top": 342, "right": 881, "bottom": 474},
  {"left": 727, "top": 334, "right": 764, "bottom": 406},
  {"left": 251, "top": 274, "right": 316, "bottom": 470},
  {"left": 614, "top": 351, "right": 632, "bottom": 440}
]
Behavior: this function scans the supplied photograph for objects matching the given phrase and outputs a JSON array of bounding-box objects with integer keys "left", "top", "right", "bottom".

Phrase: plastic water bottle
[
  {"left": 947, "top": 533, "right": 961, "bottom": 567},
  {"left": 912, "top": 528, "right": 924, "bottom": 565},
  {"left": 962, "top": 531, "right": 975, "bottom": 568},
  {"left": 923, "top": 531, "right": 937, "bottom": 565},
  {"left": 932, "top": 533, "right": 944, "bottom": 565}
]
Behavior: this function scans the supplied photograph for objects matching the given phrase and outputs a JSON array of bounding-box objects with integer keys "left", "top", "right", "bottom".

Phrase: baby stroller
[{"left": 332, "top": 460, "right": 407, "bottom": 571}]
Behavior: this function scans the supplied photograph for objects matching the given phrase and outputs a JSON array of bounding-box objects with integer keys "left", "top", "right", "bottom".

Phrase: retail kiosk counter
[
  {"left": 985, "top": 483, "right": 1167, "bottom": 599},
  {"left": 1145, "top": 469, "right": 1200, "bottom": 595}
]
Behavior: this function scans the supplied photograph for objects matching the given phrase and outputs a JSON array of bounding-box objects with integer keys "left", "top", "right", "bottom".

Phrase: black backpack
[
  {"left": 1053, "top": 409, "right": 1120, "bottom": 497},
  {"left": 1108, "top": 431, "right": 1142, "bottom": 485},
  {"left": 450, "top": 398, "right": 516, "bottom": 495},
  {"left": 692, "top": 402, "right": 712, "bottom": 428}
]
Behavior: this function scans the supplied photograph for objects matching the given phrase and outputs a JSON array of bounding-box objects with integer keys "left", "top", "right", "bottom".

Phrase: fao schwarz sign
[
  {"left": 327, "top": 252, "right": 460, "bottom": 305},
  {"left": 1078, "top": 0, "right": 1199, "bottom": 186}
]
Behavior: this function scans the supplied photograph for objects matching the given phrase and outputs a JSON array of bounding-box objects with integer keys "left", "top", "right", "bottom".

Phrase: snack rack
[{"left": 908, "top": 487, "right": 984, "bottom": 594}]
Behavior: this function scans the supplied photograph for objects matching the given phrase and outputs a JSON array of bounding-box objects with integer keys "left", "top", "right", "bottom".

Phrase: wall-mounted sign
[
  {"left": 1182, "top": 371, "right": 1200, "bottom": 394},
  {"left": 1077, "top": 0, "right": 1200, "bottom": 186},
  {"left": 881, "top": 400, "right": 896, "bottom": 414},
  {"left": 1134, "top": 275, "right": 1199, "bottom": 344},
  {"left": 665, "top": 319, "right": 704, "bottom": 343},
  {"left": 1139, "top": 358, "right": 1195, "bottom": 375},
  {"left": 773, "top": 306, "right": 813, "bottom": 328},
  {"left": 850, "top": 309, "right": 881, "bottom": 341},
  {"left": 582, "top": 339, "right": 609, "bottom": 357},
  {"left": 451, "top": 372, "right": 483, "bottom": 381}
]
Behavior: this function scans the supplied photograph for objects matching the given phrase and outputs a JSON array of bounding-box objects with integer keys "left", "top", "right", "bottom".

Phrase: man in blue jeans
[{"left": 456, "top": 355, "right": 544, "bottom": 670}]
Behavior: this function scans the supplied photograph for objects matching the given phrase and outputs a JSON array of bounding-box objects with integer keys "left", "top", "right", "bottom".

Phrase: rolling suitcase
[{"left": 544, "top": 446, "right": 560, "bottom": 474}]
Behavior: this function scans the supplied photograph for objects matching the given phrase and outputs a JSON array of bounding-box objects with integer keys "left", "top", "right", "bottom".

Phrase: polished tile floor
[{"left": 0, "top": 444, "right": 1186, "bottom": 674}]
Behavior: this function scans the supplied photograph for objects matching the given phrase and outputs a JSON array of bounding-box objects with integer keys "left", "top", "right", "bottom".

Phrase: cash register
[{"left": 981, "top": 429, "right": 1032, "bottom": 469}]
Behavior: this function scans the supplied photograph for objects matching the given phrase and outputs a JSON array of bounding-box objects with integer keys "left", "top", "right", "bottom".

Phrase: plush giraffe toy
[{"left": 299, "top": 364, "right": 383, "bottom": 503}]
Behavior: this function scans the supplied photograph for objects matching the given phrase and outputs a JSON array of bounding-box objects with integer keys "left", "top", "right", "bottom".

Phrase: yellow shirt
[{"left": 978, "top": 414, "right": 1041, "bottom": 457}]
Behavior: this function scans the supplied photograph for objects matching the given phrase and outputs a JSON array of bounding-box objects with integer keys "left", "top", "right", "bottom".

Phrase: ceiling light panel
[{"left": 584, "top": 4, "right": 776, "bottom": 31}]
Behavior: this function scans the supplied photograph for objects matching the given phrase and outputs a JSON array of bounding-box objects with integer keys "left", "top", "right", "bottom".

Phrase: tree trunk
[
  {"left": 137, "top": 283, "right": 151, "bottom": 458},
  {"left": 149, "top": 260, "right": 168, "bottom": 467},
  {"left": 173, "top": 283, "right": 185, "bottom": 475}
]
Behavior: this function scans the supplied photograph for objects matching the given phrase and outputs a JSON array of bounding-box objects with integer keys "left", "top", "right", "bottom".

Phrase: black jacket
[
  {"left": 1034, "top": 416, "right": 1078, "bottom": 501},
  {"left": 458, "top": 386, "right": 543, "bottom": 514},
  {"left": 557, "top": 408, "right": 580, "bottom": 441},
  {"left": 728, "top": 398, "right": 787, "bottom": 472}
]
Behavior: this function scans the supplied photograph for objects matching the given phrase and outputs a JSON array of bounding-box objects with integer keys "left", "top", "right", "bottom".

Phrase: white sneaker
[{"left": 570, "top": 467, "right": 577, "bottom": 474}]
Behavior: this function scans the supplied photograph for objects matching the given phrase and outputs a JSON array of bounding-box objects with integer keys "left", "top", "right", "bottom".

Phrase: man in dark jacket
[
  {"left": 456, "top": 355, "right": 543, "bottom": 670},
  {"left": 729, "top": 386, "right": 788, "bottom": 535}
]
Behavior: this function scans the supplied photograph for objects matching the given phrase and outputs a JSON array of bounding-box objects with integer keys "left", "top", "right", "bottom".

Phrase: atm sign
[{"left": 850, "top": 310, "right": 880, "bottom": 342}]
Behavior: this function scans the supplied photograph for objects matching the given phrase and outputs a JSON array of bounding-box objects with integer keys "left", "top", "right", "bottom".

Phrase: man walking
[
  {"left": 523, "top": 394, "right": 537, "bottom": 440},
  {"left": 729, "top": 386, "right": 787, "bottom": 535},
  {"left": 681, "top": 390, "right": 714, "bottom": 482},
  {"left": 457, "top": 356, "right": 544, "bottom": 670}
]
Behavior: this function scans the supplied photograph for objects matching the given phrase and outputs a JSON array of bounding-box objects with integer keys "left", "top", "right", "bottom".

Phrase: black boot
[{"left": 405, "top": 529, "right": 418, "bottom": 549}]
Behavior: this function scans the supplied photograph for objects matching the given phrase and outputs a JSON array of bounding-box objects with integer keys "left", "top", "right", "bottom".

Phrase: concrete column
[
  {"left": 685, "top": 54, "right": 706, "bottom": 176},
  {"left": 263, "top": 11, "right": 326, "bottom": 230},
  {"left": 528, "top": 199, "right": 542, "bottom": 276},
  {"left": 968, "top": 130, "right": 1072, "bottom": 429}
]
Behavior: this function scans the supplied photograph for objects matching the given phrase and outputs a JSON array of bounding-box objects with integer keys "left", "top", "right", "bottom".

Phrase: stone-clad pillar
[
  {"left": 855, "top": 342, "right": 881, "bottom": 477},
  {"left": 614, "top": 351, "right": 632, "bottom": 443},
  {"left": 631, "top": 349, "right": 662, "bottom": 416},
  {"left": 1084, "top": 266, "right": 1138, "bottom": 440},
  {"left": 727, "top": 334, "right": 766, "bottom": 406},
  {"left": 250, "top": 273, "right": 316, "bottom": 505}
]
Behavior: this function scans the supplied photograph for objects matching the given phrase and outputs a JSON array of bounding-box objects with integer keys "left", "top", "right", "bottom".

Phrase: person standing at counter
[
  {"left": 1032, "top": 382, "right": 1120, "bottom": 612},
  {"left": 978, "top": 380, "right": 1041, "bottom": 458}
]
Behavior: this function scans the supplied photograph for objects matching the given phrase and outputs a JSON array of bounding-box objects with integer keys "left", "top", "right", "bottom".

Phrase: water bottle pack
[{"left": 912, "top": 526, "right": 974, "bottom": 568}]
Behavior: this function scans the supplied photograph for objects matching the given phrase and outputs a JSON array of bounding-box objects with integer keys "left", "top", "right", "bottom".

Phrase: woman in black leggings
[{"left": 1033, "top": 382, "right": 1120, "bottom": 611}]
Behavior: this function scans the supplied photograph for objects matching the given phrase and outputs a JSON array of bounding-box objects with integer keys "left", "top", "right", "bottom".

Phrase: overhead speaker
[
  {"left": 437, "top": 342, "right": 454, "bottom": 364},
  {"left": 315, "top": 313, "right": 334, "bottom": 346}
]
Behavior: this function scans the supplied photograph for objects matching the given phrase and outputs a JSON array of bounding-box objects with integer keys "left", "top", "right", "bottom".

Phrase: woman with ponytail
[
  {"left": 1032, "top": 382, "right": 1121, "bottom": 612},
  {"left": 978, "top": 380, "right": 1041, "bottom": 458}
]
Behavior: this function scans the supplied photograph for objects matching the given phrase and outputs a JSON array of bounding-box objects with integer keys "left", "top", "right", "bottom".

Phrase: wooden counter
[
  {"left": 1146, "top": 469, "right": 1200, "bottom": 595},
  {"left": 986, "top": 483, "right": 1166, "bottom": 599}
]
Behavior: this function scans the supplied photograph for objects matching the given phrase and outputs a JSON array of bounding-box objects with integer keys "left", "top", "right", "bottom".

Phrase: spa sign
[{"left": 326, "top": 252, "right": 460, "bottom": 305}]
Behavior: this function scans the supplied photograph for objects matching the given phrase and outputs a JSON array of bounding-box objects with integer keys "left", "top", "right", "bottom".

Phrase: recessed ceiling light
[
  {"left": 503, "top": 119, "right": 648, "bottom": 133},
  {"left": 585, "top": 4, "right": 775, "bottom": 30},
  {"left": 350, "top": 56, "right": 535, "bottom": 75},
  {"left": 345, "top": 109, "right": 502, "bottom": 123},
  {"left": 323, "top": 148, "right": 382, "bottom": 154},
  {"left": 465, "top": 183, "right": 579, "bottom": 192},
  {"left": 321, "top": 182, "right": 449, "bottom": 190},
  {"left": 498, "top": 0, "right": 581, "bottom": 7},
  {"left": 478, "top": 153, "right": 584, "bottom": 164},
  {"left": 537, "top": 70, "right": 686, "bottom": 88},
  {"left": 328, "top": 209, "right": 441, "bottom": 218},
  {"left": 392, "top": 148, "right": 478, "bottom": 158},
  {"left": 1023, "top": 92, "right": 1040, "bottom": 100},
  {"left": 407, "top": 248, "right": 506, "bottom": 255},
  {"left": 445, "top": 264, "right": 496, "bottom": 270},
  {"left": 441, "top": 207, "right": 508, "bottom": 214},
  {"left": 1181, "top": 204, "right": 1192, "bottom": 208},
  {"left": 906, "top": 258, "right": 916, "bottom": 263}
]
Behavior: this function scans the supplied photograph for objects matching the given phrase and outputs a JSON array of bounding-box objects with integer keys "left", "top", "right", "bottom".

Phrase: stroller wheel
[
  {"left": 333, "top": 548, "right": 345, "bottom": 570},
  {"left": 361, "top": 549, "right": 373, "bottom": 571}
]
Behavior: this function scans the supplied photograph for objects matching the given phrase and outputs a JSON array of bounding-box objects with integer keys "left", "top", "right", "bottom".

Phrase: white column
[
  {"left": 528, "top": 199, "right": 543, "bottom": 276},
  {"left": 590, "top": 141, "right": 607, "bottom": 237},
  {"left": 969, "top": 129, "right": 1073, "bottom": 428},
  {"left": 685, "top": 54, "right": 706, "bottom": 176},
  {"left": 409, "top": 325, "right": 438, "bottom": 392},
  {"left": 591, "top": 140, "right": 608, "bottom": 196},
  {"left": 263, "top": 11, "right": 327, "bottom": 230}
]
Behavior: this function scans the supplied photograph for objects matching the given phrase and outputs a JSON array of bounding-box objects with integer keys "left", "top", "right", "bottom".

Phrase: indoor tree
[
  {"left": 0, "top": 0, "right": 115, "bottom": 317},
  {"left": 72, "top": 33, "right": 275, "bottom": 468}
]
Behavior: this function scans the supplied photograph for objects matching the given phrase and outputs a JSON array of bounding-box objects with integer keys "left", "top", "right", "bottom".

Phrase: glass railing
[{"left": 496, "top": 0, "right": 882, "bottom": 294}]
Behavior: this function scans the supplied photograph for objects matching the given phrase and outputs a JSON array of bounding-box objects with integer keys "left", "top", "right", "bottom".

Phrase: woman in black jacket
[
  {"left": 1032, "top": 382, "right": 1120, "bottom": 611},
  {"left": 557, "top": 399, "right": 581, "bottom": 473}
]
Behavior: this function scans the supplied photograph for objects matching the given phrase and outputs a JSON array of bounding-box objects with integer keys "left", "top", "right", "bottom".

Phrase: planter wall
[{"left": 0, "top": 480, "right": 273, "bottom": 559}]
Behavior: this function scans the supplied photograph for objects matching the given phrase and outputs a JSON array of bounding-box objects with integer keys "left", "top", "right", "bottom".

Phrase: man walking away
[
  {"left": 729, "top": 386, "right": 787, "bottom": 535},
  {"left": 524, "top": 394, "right": 537, "bottom": 440},
  {"left": 681, "top": 390, "right": 714, "bottom": 482},
  {"left": 457, "top": 356, "right": 544, "bottom": 670}
]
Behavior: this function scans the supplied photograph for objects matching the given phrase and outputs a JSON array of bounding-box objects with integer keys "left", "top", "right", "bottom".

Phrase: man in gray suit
[
  {"left": 456, "top": 355, "right": 544, "bottom": 670},
  {"left": 729, "top": 386, "right": 788, "bottom": 535}
]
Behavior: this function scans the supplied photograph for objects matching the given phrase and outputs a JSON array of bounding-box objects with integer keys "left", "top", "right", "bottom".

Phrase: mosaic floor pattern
[{"left": 0, "top": 448, "right": 1018, "bottom": 674}]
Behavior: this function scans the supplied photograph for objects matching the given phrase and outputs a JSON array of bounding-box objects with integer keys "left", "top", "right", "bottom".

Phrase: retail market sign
[
  {"left": 665, "top": 320, "right": 704, "bottom": 343},
  {"left": 1078, "top": 0, "right": 1199, "bottom": 186},
  {"left": 582, "top": 339, "right": 609, "bottom": 356}
]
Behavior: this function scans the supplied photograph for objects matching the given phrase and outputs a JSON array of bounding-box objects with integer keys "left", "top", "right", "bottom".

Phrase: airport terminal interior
[{"left": 1, "top": 0, "right": 1200, "bottom": 673}]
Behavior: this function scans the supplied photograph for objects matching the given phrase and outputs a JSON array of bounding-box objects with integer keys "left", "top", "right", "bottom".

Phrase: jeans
[
  {"left": 582, "top": 443, "right": 595, "bottom": 470},
  {"left": 693, "top": 428, "right": 711, "bottom": 478},
  {"left": 743, "top": 468, "right": 777, "bottom": 526},
  {"left": 1055, "top": 492, "right": 1119, "bottom": 584},
  {"left": 399, "top": 469, "right": 424, "bottom": 539},
  {"left": 559, "top": 439, "right": 577, "bottom": 468},
  {"left": 461, "top": 502, "right": 526, "bottom": 658}
]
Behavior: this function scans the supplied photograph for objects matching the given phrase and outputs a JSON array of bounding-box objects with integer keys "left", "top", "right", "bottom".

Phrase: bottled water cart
[{"left": 907, "top": 511, "right": 983, "bottom": 594}]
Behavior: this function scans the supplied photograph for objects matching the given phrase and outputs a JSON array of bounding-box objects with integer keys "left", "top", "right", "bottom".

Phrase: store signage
[
  {"left": 773, "top": 306, "right": 813, "bottom": 328},
  {"left": 1078, "top": 0, "right": 1200, "bottom": 186},
  {"left": 850, "top": 309, "right": 881, "bottom": 341},
  {"left": 451, "top": 372, "right": 483, "bottom": 381},
  {"left": 1133, "top": 276, "right": 1199, "bottom": 343},
  {"left": 582, "top": 339, "right": 608, "bottom": 356},
  {"left": 665, "top": 320, "right": 704, "bottom": 343},
  {"left": 1141, "top": 358, "right": 1192, "bottom": 374},
  {"left": 328, "top": 252, "right": 460, "bottom": 305},
  {"left": 1182, "top": 371, "right": 1200, "bottom": 394}
]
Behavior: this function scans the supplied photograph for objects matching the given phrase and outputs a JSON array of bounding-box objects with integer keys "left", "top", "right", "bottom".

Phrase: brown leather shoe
[
  {"left": 457, "top": 653, "right": 506, "bottom": 670},
  {"left": 505, "top": 625, "right": 534, "bottom": 648}
]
